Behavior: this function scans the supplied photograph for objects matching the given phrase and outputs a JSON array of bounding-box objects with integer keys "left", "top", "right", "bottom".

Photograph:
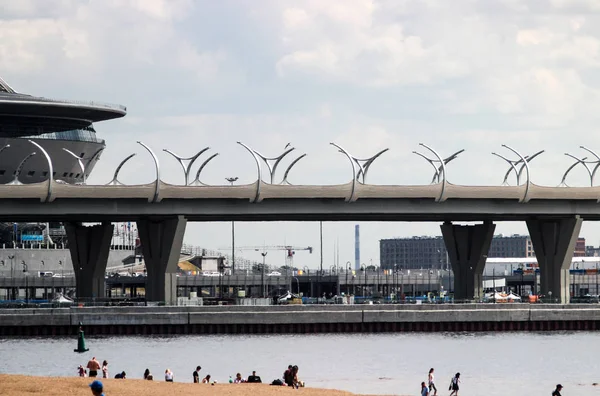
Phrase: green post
[{"left": 74, "top": 322, "right": 89, "bottom": 353}]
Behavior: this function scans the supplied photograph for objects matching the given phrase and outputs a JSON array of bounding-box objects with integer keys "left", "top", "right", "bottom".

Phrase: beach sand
[{"left": 0, "top": 374, "right": 397, "bottom": 396}]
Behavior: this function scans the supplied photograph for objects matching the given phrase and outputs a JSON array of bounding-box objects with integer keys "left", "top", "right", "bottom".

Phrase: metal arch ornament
[
  {"left": 491, "top": 145, "right": 534, "bottom": 203},
  {"left": 237, "top": 142, "right": 307, "bottom": 202},
  {"left": 28, "top": 140, "right": 54, "bottom": 202},
  {"left": 412, "top": 144, "right": 464, "bottom": 202},
  {"left": 107, "top": 153, "right": 136, "bottom": 185},
  {"left": 62, "top": 148, "right": 86, "bottom": 184},
  {"left": 412, "top": 147, "right": 465, "bottom": 185},
  {"left": 560, "top": 146, "right": 600, "bottom": 188},
  {"left": 499, "top": 150, "right": 544, "bottom": 186},
  {"left": 330, "top": 143, "right": 358, "bottom": 202},
  {"left": 9, "top": 152, "right": 36, "bottom": 185},
  {"left": 163, "top": 147, "right": 210, "bottom": 186},
  {"left": 137, "top": 141, "right": 161, "bottom": 203},
  {"left": 190, "top": 153, "right": 219, "bottom": 186}
]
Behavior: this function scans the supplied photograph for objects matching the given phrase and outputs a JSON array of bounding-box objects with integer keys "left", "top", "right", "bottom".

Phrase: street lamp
[
  {"left": 22, "top": 261, "right": 28, "bottom": 305},
  {"left": 261, "top": 252, "right": 268, "bottom": 298},
  {"left": 226, "top": 177, "right": 238, "bottom": 274}
]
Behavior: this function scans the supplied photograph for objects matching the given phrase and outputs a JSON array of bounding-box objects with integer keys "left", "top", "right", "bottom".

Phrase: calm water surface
[{"left": 1, "top": 332, "right": 600, "bottom": 395}]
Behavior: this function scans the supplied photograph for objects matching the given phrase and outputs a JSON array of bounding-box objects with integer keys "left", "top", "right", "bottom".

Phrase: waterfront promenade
[
  {"left": 0, "top": 375, "right": 390, "bottom": 396},
  {"left": 2, "top": 304, "right": 600, "bottom": 335}
]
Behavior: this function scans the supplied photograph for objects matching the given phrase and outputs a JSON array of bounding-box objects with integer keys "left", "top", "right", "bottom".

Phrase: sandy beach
[{"left": 0, "top": 374, "right": 397, "bottom": 396}]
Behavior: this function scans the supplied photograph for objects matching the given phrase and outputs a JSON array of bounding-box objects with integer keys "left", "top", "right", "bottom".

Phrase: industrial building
[{"left": 379, "top": 234, "right": 586, "bottom": 270}]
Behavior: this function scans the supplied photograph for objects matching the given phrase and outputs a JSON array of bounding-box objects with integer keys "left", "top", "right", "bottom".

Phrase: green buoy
[{"left": 74, "top": 322, "right": 89, "bottom": 353}]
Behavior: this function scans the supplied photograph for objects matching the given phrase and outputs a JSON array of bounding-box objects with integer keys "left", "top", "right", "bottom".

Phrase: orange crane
[{"left": 233, "top": 245, "right": 313, "bottom": 269}]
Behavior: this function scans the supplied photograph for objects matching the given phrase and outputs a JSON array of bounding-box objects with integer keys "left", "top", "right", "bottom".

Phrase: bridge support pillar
[
  {"left": 137, "top": 216, "right": 187, "bottom": 304},
  {"left": 526, "top": 216, "right": 582, "bottom": 304},
  {"left": 441, "top": 221, "right": 495, "bottom": 301},
  {"left": 66, "top": 222, "right": 114, "bottom": 300}
]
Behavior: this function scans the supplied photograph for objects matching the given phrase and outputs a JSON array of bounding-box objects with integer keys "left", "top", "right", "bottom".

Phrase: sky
[{"left": 2, "top": 0, "right": 600, "bottom": 269}]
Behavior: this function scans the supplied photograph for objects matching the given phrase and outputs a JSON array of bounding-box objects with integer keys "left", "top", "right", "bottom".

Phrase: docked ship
[{"left": 0, "top": 76, "right": 126, "bottom": 245}]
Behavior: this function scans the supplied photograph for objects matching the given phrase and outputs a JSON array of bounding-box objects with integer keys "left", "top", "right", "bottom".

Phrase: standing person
[
  {"left": 428, "top": 368, "right": 437, "bottom": 396},
  {"left": 89, "top": 380, "right": 104, "bottom": 396},
  {"left": 552, "top": 384, "right": 563, "bottom": 396},
  {"left": 101, "top": 360, "right": 108, "bottom": 379},
  {"left": 87, "top": 357, "right": 101, "bottom": 378},
  {"left": 449, "top": 373, "right": 460, "bottom": 396},
  {"left": 193, "top": 366, "right": 202, "bottom": 383},
  {"left": 78, "top": 365, "right": 86, "bottom": 377},
  {"left": 421, "top": 381, "right": 429, "bottom": 396},
  {"left": 165, "top": 369, "right": 174, "bottom": 382}
]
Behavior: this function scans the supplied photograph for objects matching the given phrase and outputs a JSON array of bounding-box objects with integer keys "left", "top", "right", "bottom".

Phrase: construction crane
[{"left": 232, "top": 245, "right": 313, "bottom": 269}]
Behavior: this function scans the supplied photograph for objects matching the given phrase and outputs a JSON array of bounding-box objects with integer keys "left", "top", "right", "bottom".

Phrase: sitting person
[
  {"left": 165, "top": 369, "right": 174, "bottom": 382},
  {"left": 234, "top": 373, "right": 245, "bottom": 383},
  {"left": 114, "top": 371, "right": 126, "bottom": 379},
  {"left": 247, "top": 370, "right": 262, "bottom": 383},
  {"left": 202, "top": 374, "right": 211, "bottom": 384}
]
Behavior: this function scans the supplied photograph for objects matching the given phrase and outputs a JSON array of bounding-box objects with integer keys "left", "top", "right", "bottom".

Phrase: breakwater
[{"left": 1, "top": 304, "right": 600, "bottom": 336}]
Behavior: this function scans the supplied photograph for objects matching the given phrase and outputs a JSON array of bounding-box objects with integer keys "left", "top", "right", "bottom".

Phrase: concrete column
[
  {"left": 526, "top": 216, "right": 582, "bottom": 304},
  {"left": 66, "top": 222, "right": 114, "bottom": 300},
  {"left": 441, "top": 221, "right": 495, "bottom": 301},
  {"left": 137, "top": 216, "right": 187, "bottom": 304}
]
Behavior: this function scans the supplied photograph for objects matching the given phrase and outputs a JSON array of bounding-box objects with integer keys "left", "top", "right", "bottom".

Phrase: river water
[{"left": 0, "top": 332, "right": 599, "bottom": 395}]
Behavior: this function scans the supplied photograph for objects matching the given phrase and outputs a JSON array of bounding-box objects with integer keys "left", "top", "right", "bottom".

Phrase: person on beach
[
  {"left": 202, "top": 374, "right": 211, "bottom": 384},
  {"left": 143, "top": 369, "right": 150, "bottom": 380},
  {"left": 193, "top": 366, "right": 201, "bottom": 383},
  {"left": 87, "top": 357, "right": 101, "bottom": 378},
  {"left": 292, "top": 365, "right": 304, "bottom": 388},
  {"left": 114, "top": 371, "right": 126, "bottom": 379},
  {"left": 89, "top": 379, "right": 104, "bottom": 396},
  {"left": 449, "top": 373, "right": 460, "bottom": 396},
  {"left": 165, "top": 369, "right": 174, "bottom": 382},
  {"left": 428, "top": 368, "right": 437, "bottom": 395},
  {"left": 552, "top": 384, "right": 563, "bottom": 396},
  {"left": 283, "top": 365, "right": 293, "bottom": 387},
  {"left": 234, "top": 373, "right": 245, "bottom": 383},
  {"left": 421, "top": 381, "right": 430, "bottom": 396},
  {"left": 101, "top": 360, "right": 108, "bottom": 379},
  {"left": 248, "top": 370, "right": 262, "bottom": 383}
]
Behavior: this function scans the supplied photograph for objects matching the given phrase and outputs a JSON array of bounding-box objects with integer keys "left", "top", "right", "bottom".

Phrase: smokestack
[{"left": 355, "top": 225, "right": 360, "bottom": 271}]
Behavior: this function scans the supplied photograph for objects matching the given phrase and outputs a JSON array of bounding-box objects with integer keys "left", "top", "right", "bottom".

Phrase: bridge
[{"left": 2, "top": 141, "right": 599, "bottom": 305}]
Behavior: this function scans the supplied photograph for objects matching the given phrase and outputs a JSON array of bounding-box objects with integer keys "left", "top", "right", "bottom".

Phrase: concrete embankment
[{"left": 1, "top": 304, "right": 600, "bottom": 336}]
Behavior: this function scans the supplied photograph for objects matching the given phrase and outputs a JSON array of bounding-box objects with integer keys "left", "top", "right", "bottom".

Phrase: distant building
[
  {"left": 574, "top": 237, "right": 586, "bottom": 257},
  {"left": 379, "top": 234, "right": 572, "bottom": 270}
]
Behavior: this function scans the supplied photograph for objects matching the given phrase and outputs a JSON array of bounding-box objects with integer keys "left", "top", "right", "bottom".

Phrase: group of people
[
  {"left": 420, "top": 369, "right": 460, "bottom": 396},
  {"left": 78, "top": 357, "right": 109, "bottom": 379},
  {"left": 282, "top": 364, "right": 304, "bottom": 388}
]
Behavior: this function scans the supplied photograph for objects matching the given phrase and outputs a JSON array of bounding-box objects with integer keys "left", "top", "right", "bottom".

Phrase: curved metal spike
[
  {"left": 502, "top": 145, "right": 531, "bottom": 203},
  {"left": 28, "top": 140, "right": 54, "bottom": 202},
  {"left": 419, "top": 143, "right": 448, "bottom": 202},
  {"left": 493, "top": 152, "right": 520, "bottom": 186},
  {"left": 435, "top": 149, "right": 465, "bottom": 184},
  {"left": 270, "top": 148, "right": 295, "bottom": 184},
  {"left": 413, "top": 151, "right": 443, "bottom": 184},
  {"left": 237, "top": 142, "right": 262, "bottom": 202},
  {"left": 191, "top": 153, "right": 219, "bottom": 186},
  {"left": 9, "top": 152, "right": 36, "bottom": 185},
  {"left": 281, "top": 153, "right": 307, "bottom": 185},
  {"left": 516, "top": 150, "right": 545, "bottom": 183},
  {"left": 163, "top": 147, "right": 209, "bottom": 186},
  {"left": 137, "top": 141, "right": 160, "bottom": 203},
  {"left": 357, "top": 148, "right": 389, "bottom": 184},
  {"left": 331, "top": 143, "right": 358, "bottom": 202},
  {"left": 107, "top": 153, "right": 136, "bottom": 186},
  {"left": 580, "top": 146, "right": 600, "bottom": 186},
  {"left": 559, "top": 157, "right": 586, "bottom": 187},
  {"left": 62, "top": 148, "right": 86, "bottom": 185}
]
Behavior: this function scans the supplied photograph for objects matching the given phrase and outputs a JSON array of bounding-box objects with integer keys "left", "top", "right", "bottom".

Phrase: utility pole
[
  {"left": 225, "top": 177, "right": 238, "bottom": 274},
  {"left": 319, "top": 221, "right": 323, "bottom": 302},
  {"left": 261, "top": 252, "right": 268, "bottom": 298}
]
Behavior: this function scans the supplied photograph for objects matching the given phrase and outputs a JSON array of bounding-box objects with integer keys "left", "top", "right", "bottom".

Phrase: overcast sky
[{"left": 2, "top": 0, "right": 600, "bottom": 269}]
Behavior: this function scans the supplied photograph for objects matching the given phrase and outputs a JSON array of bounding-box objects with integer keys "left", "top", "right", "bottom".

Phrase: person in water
[
  {"left": 552, "top": 384, "right": 563, "bottom": 396},
  {"left": 428, "top": 368, "right": 437, "bottom": 395},
  {"left": 449, "top": 373, "right": 460, "bottom": 396}
]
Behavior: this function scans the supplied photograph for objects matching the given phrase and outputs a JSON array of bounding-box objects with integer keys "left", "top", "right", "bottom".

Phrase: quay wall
[{"left": 1, "top": 304, "right": 600, "bottom": 336}]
